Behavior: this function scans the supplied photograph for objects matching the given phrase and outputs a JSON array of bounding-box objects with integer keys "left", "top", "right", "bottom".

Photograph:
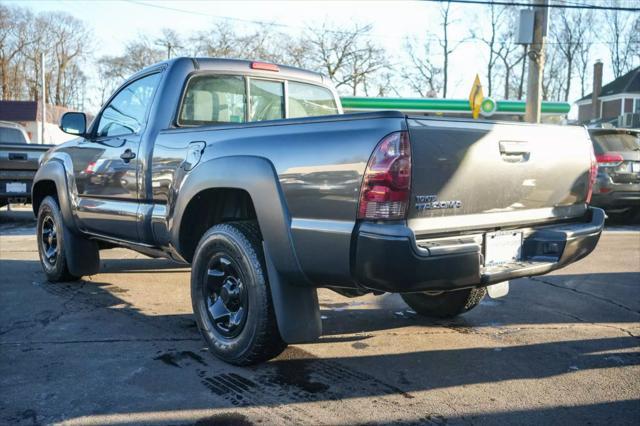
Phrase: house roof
[
  {"left": 0, "top": 101, "right": 76, "bottom": 124},
  {"left": 0, "top": 101, "right": 38, "bottom": 121},
  {"left": 578, "top": 66, "right": 640, "bottom": 102}
]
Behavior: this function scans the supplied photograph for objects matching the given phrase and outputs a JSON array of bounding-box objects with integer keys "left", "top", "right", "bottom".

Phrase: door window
[
  {"left": 96, "top": 73, "right": 161, "bottom": 138},
  {"left": 249, "top": 79, "right": 284, "bottom": 122}
]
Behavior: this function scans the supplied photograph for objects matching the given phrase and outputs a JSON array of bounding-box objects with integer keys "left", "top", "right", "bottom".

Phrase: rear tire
[
  {"left": 401, "top": 287, "right": 486, "bottom": 318},
  {"left": 191, "top": 221, "right": 286, "bottom": 366},
  {"left": 36, "top": 196, "right": 80, "bottom": 282}
]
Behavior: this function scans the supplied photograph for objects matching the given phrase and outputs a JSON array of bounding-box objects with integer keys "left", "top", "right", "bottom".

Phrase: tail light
[
  {"left": 595, "top": 152, "right": 624, "bottom": 167},
  {"left": 358, "top": 131, "right": 411, "bottom": 220},
  {"left": 586, "top": 148, "right": 597, "bottom": 204},
  {"left": 84, "top": 161, "right": 97, "bottom": 174}
]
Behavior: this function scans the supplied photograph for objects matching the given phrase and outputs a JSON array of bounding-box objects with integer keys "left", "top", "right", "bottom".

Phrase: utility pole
[
  {"left": 524, "top": 0, "right": 548, "bottom": 124},
  {"left": 40, "top": 52, "right": 46, "bottom": 145},
  {"left": 167, "top": 42, "right": 172, "bottom": 60}
]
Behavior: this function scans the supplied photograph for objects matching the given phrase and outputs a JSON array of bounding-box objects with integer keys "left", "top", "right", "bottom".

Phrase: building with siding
[{"left": 575, "top": 65, "right": 640, "bottom": 126}]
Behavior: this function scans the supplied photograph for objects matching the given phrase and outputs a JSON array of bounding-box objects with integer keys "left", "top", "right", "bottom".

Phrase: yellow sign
[{"left": 468, "top": 74, "right": 484, "bottom": 119}]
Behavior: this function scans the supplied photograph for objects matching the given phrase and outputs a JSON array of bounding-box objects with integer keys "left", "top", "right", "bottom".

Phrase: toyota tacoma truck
[{"left": 32, "top": 58, "right": 604, "bottom": 365}]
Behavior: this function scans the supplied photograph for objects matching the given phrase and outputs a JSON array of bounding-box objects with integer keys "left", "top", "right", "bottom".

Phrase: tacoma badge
[{"left": 415, "top": 195, "right": 462, "bottom": 211}]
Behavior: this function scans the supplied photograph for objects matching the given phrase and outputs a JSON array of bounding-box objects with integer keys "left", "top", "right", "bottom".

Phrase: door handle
[
  {"left": 499, "top": 141, "right": 530, "bottom": 162},
  {"left": 120, "top": 149, "right": 136, "bottom": 163}
]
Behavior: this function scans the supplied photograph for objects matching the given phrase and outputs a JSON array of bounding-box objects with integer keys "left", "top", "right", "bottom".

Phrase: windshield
[
  {"left": 591, "top": 132, "right": 640, "bottom": 154},
  {"left": 0, "top": 127, "right": 28, "bottom": 144}
]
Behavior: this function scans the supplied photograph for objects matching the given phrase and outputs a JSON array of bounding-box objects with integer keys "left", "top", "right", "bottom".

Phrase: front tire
[
  {"left": 401, "top": 287, "right": 486, "bottom": 318},
  {"left": 36, "top": 196, "right": 80, "bottom": 282},
  {"left": 191, "top": 221, "right": 286, "bottom": 366}
]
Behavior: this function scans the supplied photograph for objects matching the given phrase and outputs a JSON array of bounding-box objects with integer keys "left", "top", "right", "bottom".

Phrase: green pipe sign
[{"left": 340, "top": 96, "right": 570, "bottom": 115}]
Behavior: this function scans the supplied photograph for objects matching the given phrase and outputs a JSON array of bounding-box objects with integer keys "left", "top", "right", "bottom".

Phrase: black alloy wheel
[
  {"left": 40, "top": 214, "right": 59, "bottom": 268},
  {"left": 203, "top": 255, "right": 248, "bottom": 338}
]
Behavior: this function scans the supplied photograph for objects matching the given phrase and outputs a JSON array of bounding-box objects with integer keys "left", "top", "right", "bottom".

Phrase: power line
[
  {"left": 423, "top": 0, "right": 640, "bottom": 12},
  {"left": 124, "top": 0, "right": 635, "bottom": 46}
]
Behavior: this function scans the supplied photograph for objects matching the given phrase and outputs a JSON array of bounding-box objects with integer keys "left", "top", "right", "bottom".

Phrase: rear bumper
[
  {"left": 352, "top": 207, "right": 605, "bottom": 293},
  {"left": 0, "top": 173, "right": 34, "bottom": 200},
  {"left": 591, "top": 190, "right": 640, "bottom": 208},
  {"left": 591, "top": 179, "right": 640, "bottom": 208}
]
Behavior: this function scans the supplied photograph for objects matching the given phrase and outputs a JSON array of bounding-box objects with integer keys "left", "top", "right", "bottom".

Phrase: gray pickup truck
[
  {"left": 0, "top": 121, "right": 52, "bottom": 208},
  {"left": 33, "top": 58, "right": 604, "bottom": 365}
]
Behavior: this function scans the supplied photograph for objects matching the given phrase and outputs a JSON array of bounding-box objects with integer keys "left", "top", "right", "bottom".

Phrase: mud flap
[
  {"left": 63, "top": 226, "right": 100, "bottom": 277},
  {"left": 487, "top": 281, "right": 509, "bottom": 298},
  {"left": 263, "top": 243, "right": 322, "bottom": 343}
]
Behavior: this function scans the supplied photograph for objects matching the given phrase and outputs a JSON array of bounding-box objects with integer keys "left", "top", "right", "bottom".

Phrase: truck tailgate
[
  {"left": 406, "top": 118, "right": 592, "bottom": 235},
  {"left": 0, "top": 143, "right": 51, "bottom": 171}
]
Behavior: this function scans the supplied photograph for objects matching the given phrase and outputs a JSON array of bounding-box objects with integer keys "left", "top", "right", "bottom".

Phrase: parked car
[
  {"left": 32, "top": 58, "right": 604, "bottom": 365},
  {"left": 589, "top": 128, "right": 640, "bottom": 222},
  {"left": 0, "top": 121, "right": 52, "bottom": 208}
]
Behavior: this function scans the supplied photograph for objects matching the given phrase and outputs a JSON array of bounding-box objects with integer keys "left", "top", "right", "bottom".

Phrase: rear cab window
[
  {"left": 591, "top": 132, "right": 640, "bottom": 154},
  {"left": 177, "top": 73, "right": 338, "bottom": 127},
  {"left": 249, "top": 79, "right": 284, "bottom": 122},
  {"left": 288, "top": 81, "right": 338, "bottom": 118},
  {"left": 0, "top": 127, "right": 28, "bottom": 144}
]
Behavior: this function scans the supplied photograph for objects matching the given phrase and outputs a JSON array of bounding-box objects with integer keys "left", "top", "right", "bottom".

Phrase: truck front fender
[
  {"left": 32, "top": 157, "right": 100, "bottom": 277},
  {"left": 171, "top": 155, "right": 321, "bottom": 343},
  {"left": 32, "top": 158, "right": 78, "bottom": 233}
]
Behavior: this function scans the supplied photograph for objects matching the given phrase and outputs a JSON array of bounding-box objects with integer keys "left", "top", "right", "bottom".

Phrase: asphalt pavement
[{"left": 1, "top": 207, "right": 639, "bottom": 425}]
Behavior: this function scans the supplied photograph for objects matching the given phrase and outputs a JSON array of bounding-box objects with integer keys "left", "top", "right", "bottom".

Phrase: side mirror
[{"left": 60, "top": 112, "right": 87, "bottom": 136}]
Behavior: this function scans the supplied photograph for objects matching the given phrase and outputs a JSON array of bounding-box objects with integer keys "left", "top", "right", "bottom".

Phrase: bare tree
[
  {"left": 0, "top": 4, "right": 90, "bottom": 108},
  {"left": 0, "top": 5, "right": 33, "bottom": 100},
  {"left": 47, "top": 12, "right": 90, "bottom": 105},
  {"left": 470, "top": 3, "right": 508, "bottom": 97},
  {"left": 552, "top": 7, "right": 592, "bottom": 101},
  {"left": 628, "top": 15, "right": 640, "bottom": 66},
  {"left": 604, "top": 2, "right": 636, "bottom": 78},
  {"left": 190, "top": 22, "right": 282, "bottom": 63},
  {"left": 517, "top": 45, "right": 527, "bottom": 100},
  {"left": 156, "top": 28, "right": 183, "bottom": 60},
  {"left": 542, "top": 44, "right": 565, "bottom": 101},
  {"left": 401, "top": 38, "right": 442, "bottom": 97},
  {"left": 304, "top": 22, "right": 386, "bottom": 95},
  {"left": 576, "top": 35, "right": 592, "bottom": 98},
  {"left": 495, "top": 32, "right": 525, "bottom": 99},
  {"left": 438, "top": 1, "right": 465, "bottom": 98}
]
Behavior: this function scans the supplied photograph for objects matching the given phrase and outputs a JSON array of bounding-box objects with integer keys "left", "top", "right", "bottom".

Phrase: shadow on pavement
[{"left": 1, "top": 257, "right": 639, "bottom": 425}]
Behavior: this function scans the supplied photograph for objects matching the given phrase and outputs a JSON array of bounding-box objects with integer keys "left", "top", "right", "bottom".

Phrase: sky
[{"left": 8, "top": 0, "right": 622, "bottom": 115}]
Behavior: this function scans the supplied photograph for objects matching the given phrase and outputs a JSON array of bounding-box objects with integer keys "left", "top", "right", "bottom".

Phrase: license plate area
[
  {"left": 6, "top": 182, "right": 27, "bottom": 193},
  {"left": 484, "top": 231, "right": 523, "bottom": 266},
  {"left": 632, "top": 162, "right": 640, "bottom": 173}
]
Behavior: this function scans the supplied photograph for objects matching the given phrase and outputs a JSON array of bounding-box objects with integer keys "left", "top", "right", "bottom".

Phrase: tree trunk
[
  {"left": 518, "top": 46, "right": 527, "bottom": 100},
  {"left": 564, "top": 56, "right": 572, "bottom": 102}
]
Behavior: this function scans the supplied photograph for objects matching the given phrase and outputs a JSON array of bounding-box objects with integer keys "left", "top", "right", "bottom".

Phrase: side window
[
  {"left": 249, "top": 79, "right": 284, "bottom": 122},
  {"left": 96, "top": 73, "right": 161, "bottom": 138},
  {"left": 288, "top": 81, "right": 338, "bottom": 118},
  {"left": 179, "top": 75, "right": 246, "bottom": 125}
]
